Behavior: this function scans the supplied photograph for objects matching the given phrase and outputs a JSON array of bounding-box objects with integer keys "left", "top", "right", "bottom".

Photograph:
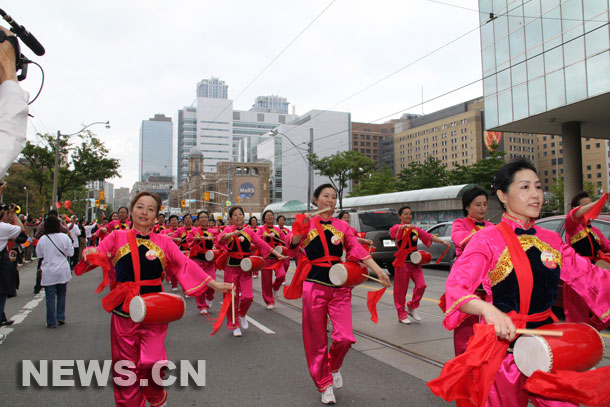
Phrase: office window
[{"left": 257, "top": 113, "right": 265, "bottom": 122}]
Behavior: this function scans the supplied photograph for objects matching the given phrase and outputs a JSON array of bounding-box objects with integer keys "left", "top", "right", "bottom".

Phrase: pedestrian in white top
[
  {"left": 67, "top": 215, "right": 81, "bottom": 269},
  {"left": 36, "top": 215, "right": 73, "bottom": 328}
]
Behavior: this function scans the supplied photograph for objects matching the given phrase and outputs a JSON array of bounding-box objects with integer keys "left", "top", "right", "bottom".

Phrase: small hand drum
[
  {"left": 129, "top": 292, "right": 186, "bottom": 324},
  {"left": 240, "top": 255, "right": 265, "bottom": 272},
  {"left": 205, "top": 249, "right": 222, "bottom": 262},
  {"left": 513, "top": 322, "right": 605, "bottom": 377},
  {"left": 329, "top": 262, "right": 368, "bottom": 287},
  {"left": 410, "top": 250, "right": 432, "bottom": 265}
]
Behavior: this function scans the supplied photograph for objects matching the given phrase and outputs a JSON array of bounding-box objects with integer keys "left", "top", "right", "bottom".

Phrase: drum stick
[
  {"left": 231, "top": 289, "right": 235, "bottom": 325},
  {"left": 309, "top": 207, "right": 332, "bottom": 217},
  {"left": 436, "top": 247, "right": 450, "bottom": 265},
  {"left": 516, "top": 329, "right": 563, "bottom": 337},
  {"left": 362, "top": 273, "right": 383, "bottom": 284}
]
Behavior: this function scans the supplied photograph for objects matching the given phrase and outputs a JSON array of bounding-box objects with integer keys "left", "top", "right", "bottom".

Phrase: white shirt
[
  {"left": 35, "top": 233, "right": 74, "bottom": 286},
  {"left": 84, "top": 224, "right": 96, "bottom": 239},
  {"left": 0, "top": 81, "right": 29, "bottom": 179},
  {"left": 0, "top": 222, "right": 22, "bottom": 251},
  {"left": 68, "top": 222, "right": 81, "bottom": 247}
]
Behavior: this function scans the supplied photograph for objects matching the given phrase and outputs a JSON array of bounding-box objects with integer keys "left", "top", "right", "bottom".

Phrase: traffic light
[
  {"left": 181, "top": 200, "right": 186, "bottom": 208},
  {"left": 99, "top": 190, "right": 105, "bottom": 201},
  {"left": 95, "top": 199, "right": 100, "bottom": 207},
  {"left": 204, "top": 191, "right": 210, "bottom": 202},
  {"left": 237, "top": 196, "right": 241, "bottom": 204}
]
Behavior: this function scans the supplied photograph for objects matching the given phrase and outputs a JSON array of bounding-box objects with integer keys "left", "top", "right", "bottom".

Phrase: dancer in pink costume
[
  {"left": 256, "top": 209, "right": 288, "bottom": 309},
  {"left": 187, "top": 210, "right": 218, "bottom": 315}
]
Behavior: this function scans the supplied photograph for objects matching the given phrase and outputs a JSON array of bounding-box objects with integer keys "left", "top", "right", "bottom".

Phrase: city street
[{"left": 1, "top": 261, "right": 608, "bottom": 406}]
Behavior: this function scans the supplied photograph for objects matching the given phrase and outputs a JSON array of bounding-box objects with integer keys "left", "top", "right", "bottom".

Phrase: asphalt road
[{"left": 0, "top": 261, "right": 454, "bottom": 407}]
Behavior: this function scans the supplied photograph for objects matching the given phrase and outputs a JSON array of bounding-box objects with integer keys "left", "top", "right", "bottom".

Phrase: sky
[{"left": 7, "top": 0, "right": 484, "bottom": 189}]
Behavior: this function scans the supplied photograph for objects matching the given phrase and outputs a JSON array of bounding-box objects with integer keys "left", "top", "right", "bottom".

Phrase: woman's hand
[
  {"left": 209, "top": 280, "right": 234, "bottom": 293},
  {"left": 81, "top": 247, "right": 98, "bottom": 261},
  {"left": 443, "top": 240, "right": 451, "bottom": 248},
  {"left": 481, "top": 303, "right": 516, "bottom": 341}
]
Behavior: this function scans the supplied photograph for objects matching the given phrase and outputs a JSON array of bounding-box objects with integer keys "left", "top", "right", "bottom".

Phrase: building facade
[
  {"left": 351, "top": 121, "right": 395, "bottom": 170},
  {"left": 113, "top": 187, "right": 130, "bottom": 210},
  {"left": 139, "top": 114, "right": 173, "bottom": 182},
  {"left": 196, "top": 77, "right": 228, "bottom": 99}
]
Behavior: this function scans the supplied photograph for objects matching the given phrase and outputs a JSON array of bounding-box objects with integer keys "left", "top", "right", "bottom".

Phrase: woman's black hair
[
  {"left": 570, "top": 190, "right": 590, "bottom": 209},
  {"left": 398, "top": 206, "right": 412, "bottom": 216},
  {"left": 492, "top": 158, "right": 537, "bottom": 210},
  {"left": 249, "top": 216, "right": 258, "bottom": 225},
  {"left": 462, "top": 187, "right": 489, "bottom": 217},
  {"left": 336, "top": 210, "right": 349, "bottom": 220},
  {"left": 183, "top": 213, "right": 192, "bottom": 220},
  {"left": 168, "top": 215, "right": 179, "bottom": 222},
  {"left": 217, "top": 219, "right": 225, "bottom": 226},
  {"left": 110, "top": 211, "right": 118, "bottom": 218},
  {"left": 118, "top": 206, "right": 129, "bottom": 214},
  {"left": 312, "top": 183, "right": 336, "bottom": 204},
  {"left": 197, "top": 210, "right": 209, "bottom": 218},
  {"left": 276, "top": 215, "right": 285, "bottom": 222},
  {"left": 43, "top": 215, "right": 60, "bottom": 235},
  {"left": 262, "top": 210, "right": 273, "bottom": 222},
  {"left": 229, "top": 206, "right": 244, "bottom": 218}
]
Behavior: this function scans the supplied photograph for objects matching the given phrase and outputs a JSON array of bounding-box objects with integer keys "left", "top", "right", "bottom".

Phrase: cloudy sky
[{"left": 8, "top": 0, "right": 484, "bottom": 189}]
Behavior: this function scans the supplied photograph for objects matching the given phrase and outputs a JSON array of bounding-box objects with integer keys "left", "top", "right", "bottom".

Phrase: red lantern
[
  {"left": 55, "top": 201, "right": 62, "bottom": 208},
  {"left": 63, "top": 200, "right": 72, "bottom": 210}
]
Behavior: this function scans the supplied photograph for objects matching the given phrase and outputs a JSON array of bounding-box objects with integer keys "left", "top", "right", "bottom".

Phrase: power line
[
  {"left": 282, "top": 19, "right": 610, "bottom": 161},
  {"left": 195, "top": 0, "right": 337, "bottom": 133}
]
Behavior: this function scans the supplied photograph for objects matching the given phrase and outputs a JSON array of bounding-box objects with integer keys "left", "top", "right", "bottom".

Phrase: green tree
[
  {"left": 308, "top": 151, "right": 377, "bottom": 209},
  {"left": 1, "top": 162, "right": 46, "bottom": 219},
  {"left": 20, "top": 130, "right": 120, "bottom": 210},
  {"left": 448, "top": 147, "right": 506, "bottom": 191},
  {"left": 396, "top": 156, "right": 449, "bottom": 190},
  {"left": 350, "top": 167, "right": 398, "bottom": 197}
]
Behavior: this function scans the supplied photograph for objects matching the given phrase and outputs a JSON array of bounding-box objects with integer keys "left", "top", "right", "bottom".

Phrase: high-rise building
[
  {"left": 139, "top": 114, "right": 173, "bottom": 182},
  {"left": 250, "top": 95, "right": 289, "bottom": 114},
  {"left": 351, "top": 122, "right": 395, "bottom": 170},
  {"left": 177, "top": 107, "right": 197, "bottom": 186},
  {"left": 196, "top": 77, "right": 228, "bottom": 99},
  {"left": 478, "top": 0, "right": 610, "bottom": 210},
  {"left": 114, "top": 187, "right": 130, "bottom": 210}
]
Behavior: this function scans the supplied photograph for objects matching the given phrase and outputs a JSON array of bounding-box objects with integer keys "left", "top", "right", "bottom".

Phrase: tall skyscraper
[
  {"left": 196, "top": 77, "right": 228, "bottom": 99},
  {"left": 139, "top": 114, "right": 173, "bottom": 182}
]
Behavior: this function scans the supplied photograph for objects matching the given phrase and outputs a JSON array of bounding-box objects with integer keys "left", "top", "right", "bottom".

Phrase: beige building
[
  {"left": 536, "top": 135, "right": 609, "bottom": 194},
  {"left": 393, "top": 98, "right": 537, "bottom": 174},
  {"left": 172, "top": 150, "right": 271, "bottom": 217},
  {"left": 351, "top": 122, "right": 395, "bottom": 169}
]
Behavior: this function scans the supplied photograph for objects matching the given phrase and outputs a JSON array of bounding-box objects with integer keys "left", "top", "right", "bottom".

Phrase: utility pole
[
  {"left": 51, "top": 130, "right": 61, "bottom": 209},
  {"left": 307, "top": 128, "right": 314, "bottom": 209}
]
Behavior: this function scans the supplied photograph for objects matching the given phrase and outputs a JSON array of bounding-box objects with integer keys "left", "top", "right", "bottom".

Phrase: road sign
[{"left": 225, "top": 200, "right": 231, "bottom": 207}]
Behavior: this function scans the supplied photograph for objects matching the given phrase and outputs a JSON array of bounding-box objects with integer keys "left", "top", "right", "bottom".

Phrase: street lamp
[
  {"left": 51, "top": 121, "right": 110, "bottom": 209},
  {"left": 269, "top": 128, "right": 314, "bottom": 208},
  {"left": 23, "top": 186, "right": 28, "bottom": 216}
]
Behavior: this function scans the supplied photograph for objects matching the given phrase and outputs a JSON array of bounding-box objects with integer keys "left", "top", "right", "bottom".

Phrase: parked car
[
  {"left": 339, "top": 208, "right": 400, "bottom": 274},
  {"left": 535, "top": 214, "right": 610, "bottom": 311},
  {"left": 416, "top": 222, "right": 456, "bottom": 266}
]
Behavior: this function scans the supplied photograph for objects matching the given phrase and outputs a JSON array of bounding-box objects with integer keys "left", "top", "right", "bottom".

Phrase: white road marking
[
  {"left": 245, "top": 316, "right": 275, "bottom": 334},
  {"left": 0, "top": 293, "right": 45, "bottom": 344}
]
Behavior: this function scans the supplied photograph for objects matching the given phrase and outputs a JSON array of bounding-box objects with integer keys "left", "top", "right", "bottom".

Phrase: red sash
[
  {"left": 216, "top": 228, "right": 248, "bottom": 270},
  {"left": 392, "top": 226, "right": 416, "bottom": 269}
]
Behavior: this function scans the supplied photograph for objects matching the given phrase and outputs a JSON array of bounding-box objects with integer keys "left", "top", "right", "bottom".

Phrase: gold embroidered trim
[
  {"left": 305, "top": 278, "right": 339, "bottom": 288},
  {"left": 569, "top": 228, "right": 601, "bottom": 245},
  {"left": 601, "top": 308, "right": 610, "bottom": 322},
  {"left": 113, "top": 239, "right": 167, "bottom": 269},
  {"left": 185, "top": 276, "right": 211, "bottom": 295},
  {"left": 303, "top": 225, "right": 344, "bottom": 247},
  {"left": 112, "top": 309, "right": 130, "bottom": 318},
  {"left": 230, "top": 230, "right": 252, "bottom": 244},
  {"left": 489, "top": 236, "right": 562, "bottom": 286},
  {"left": 444, "top": 294, "right": 480, "bottom": 315},
  {"left": 149, "top": 389, "right": 167, "bottom": 407}
]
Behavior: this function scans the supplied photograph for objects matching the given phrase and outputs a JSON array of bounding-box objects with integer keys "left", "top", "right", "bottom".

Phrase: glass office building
[
  {"left": 480, "top": 0, "right": 610, "bottom": 130},
  {"left": 139, "top": 114, "right": 173, "bottom": 182}
]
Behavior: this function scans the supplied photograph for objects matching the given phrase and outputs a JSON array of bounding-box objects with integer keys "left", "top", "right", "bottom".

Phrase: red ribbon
[
  {"left": 367, "top": 287, "right": 387, "bottom": 323},
  {"left": 209, "top": 293, "right": 232, "bottom": 336}
]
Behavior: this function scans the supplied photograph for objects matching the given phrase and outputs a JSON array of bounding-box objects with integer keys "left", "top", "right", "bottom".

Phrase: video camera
[
  {"left": 0, "top": 9, "right": 45, "bottom": 81},
  {"left": 0, "top": 203, "right": 21, "bottom": 214}
]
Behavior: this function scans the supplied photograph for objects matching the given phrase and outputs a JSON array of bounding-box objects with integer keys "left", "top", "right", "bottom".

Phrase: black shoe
[
  {"left": 58, "top": 320, "right": 66, "bottom": 325},
  {"left": 46, "top": 324, "right": 57, "bottom": 329},
  {"left": 33, "top": 289, "right": 41, "bottom": 294},
  {"left": 0, "top": 320, "right": 14, "bottom": 326}
]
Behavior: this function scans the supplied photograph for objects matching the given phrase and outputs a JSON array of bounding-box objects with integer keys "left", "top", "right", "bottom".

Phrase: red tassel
[
  {"left": 366, "top": 287, "right": 386, "bottom": 323},
  {"left": 209, "top": 293, "right": 232, "bottom": 336},
  {"left": 525, "top": 367, "right": 610, "bottom": 406}
]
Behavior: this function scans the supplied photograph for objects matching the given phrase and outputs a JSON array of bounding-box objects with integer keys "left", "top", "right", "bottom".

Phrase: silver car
[{"left": 416, "top": 222, "right": 456, "bottom": 266}]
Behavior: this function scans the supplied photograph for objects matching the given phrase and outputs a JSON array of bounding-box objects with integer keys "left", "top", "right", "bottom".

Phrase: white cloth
[
  {"left": 84, "top": 224, "right": 95, "bottom": 239},
  {"left": 0, "top": 222, "right": 21, "bottom": 251},
  {"left": 68, "top": 223, "right": 80, "bottom": 247},
  {"left": 0, "top": 81, "right": 29, "bottom": 179},
  {"left": 35, "top": 233, "right": 74, "bottom": 286}
]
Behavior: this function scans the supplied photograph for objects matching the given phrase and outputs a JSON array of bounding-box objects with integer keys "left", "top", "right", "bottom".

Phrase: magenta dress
[
  {"left": 449, "top": 217, "right": 494, "bottom": 356},
  {"left": 187, "top": 226, "right": 218, "bottom": 312},
  {"left": 389, "top": 224, "right": 433, "bottom": 320},
  {"left": 288, "top": 216, "right": 371, "bottom": 392},
  {"left": 444, "top": 214, "right": 610, "bottom": 407},
  {"left": 563, "top": 207, "right": 610, "bottom": 330},
  {"left": 256, "top": 225, "right": 287, "bottom": 306},
  {"left": 216, "top": 225, "right": 273, "bottom": 329},
  {"left": 80, "top": 229, "right": 214, "bottom": 407}
]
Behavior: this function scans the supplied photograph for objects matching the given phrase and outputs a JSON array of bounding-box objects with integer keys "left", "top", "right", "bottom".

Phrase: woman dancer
[
  {"left": 217, "top": 206, "right": 285, "bottom": 337},
  {"left": 285, "top": 184, "right": 391, "bottom": 404},
  {"left": 390, "top": 206, "right": 450, "bottom": 324},
  {"left": 429, "top": 159, "right": 610, "bottom": 407},
  {"left": 187, "top": 210, "right": 217, "bottom": 315},
  {"left": 448, "top": 186, "right": 493, "bottom": 355},
  {"left": 79, "top": 191, "right": 233, "bottom": 407},
  {"left": 257, "top": 209, "right": 287, "bottom": 310}
]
